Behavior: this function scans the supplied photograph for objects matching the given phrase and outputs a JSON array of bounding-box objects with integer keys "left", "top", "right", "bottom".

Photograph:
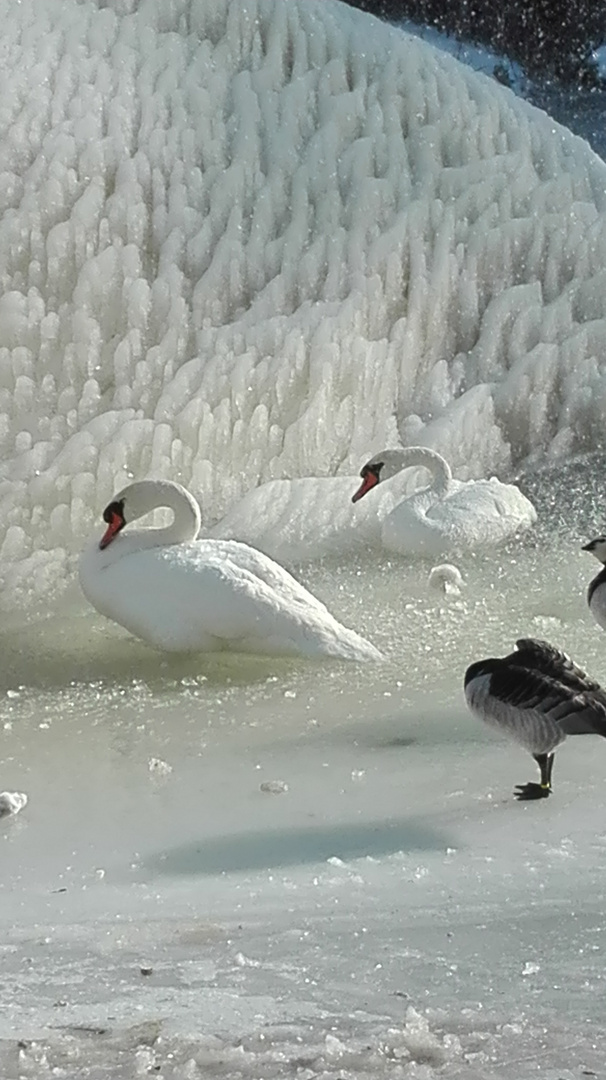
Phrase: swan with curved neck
[
  {"left": 352, "top": 447, "right": 536, "bottom": 557},
  {"left": 79, "top": 479, "right": 382, "bottom": 661}
]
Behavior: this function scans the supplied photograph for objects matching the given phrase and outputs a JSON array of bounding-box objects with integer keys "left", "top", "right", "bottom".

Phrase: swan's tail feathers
[
  {"left": 306, "top": 616, "right": 383, "bottom": 663},
  {"left": 333, "top": 629, "right": 383, "bottom": 663}
]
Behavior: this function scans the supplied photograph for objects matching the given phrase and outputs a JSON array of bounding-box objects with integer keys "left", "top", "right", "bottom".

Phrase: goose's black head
[{"left": 583, "top": 536, "right": 606, "bottom": 565}]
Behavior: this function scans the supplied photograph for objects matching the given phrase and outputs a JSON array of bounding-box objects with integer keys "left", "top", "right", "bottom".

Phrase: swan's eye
[
  {"left": 360, "top": 462, "right": 383, "bottom": 480},
  {"left": 103, "top": 498, "right": 125, "bottom": 525},
  {"left": 352, "top": 462, "right": 383, "bottom": 503},
  {"left": 99, "top": 499, "right": 126, "bottom": 550}
]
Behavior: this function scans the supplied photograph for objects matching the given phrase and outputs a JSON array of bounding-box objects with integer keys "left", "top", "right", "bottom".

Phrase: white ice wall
[{"left": 1, "top": 0, "right": 606, "bottom": 607}]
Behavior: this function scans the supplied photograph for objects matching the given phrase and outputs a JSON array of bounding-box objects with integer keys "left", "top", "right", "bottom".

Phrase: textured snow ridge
[
  {"left": 1, "top": 0, "right": 606, "bottom": 608},
  {"left": 1, "top": 1005, "right": 602, "bottom": 1079}
]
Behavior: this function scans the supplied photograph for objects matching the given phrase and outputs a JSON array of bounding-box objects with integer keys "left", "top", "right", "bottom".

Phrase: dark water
[{"left": 528, "top": 83, "right": 606, "bottom": 161}]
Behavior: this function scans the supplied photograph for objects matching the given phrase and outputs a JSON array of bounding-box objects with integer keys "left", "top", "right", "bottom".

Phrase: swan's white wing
[
  {"left": 419, "top": 479, "right": 536, "bottom": 548},
  {"left": 381, "top": 475, "right": 535, "bottom": 556},
  {"left": 194, "top": 539, "right": 338, "bottom": 607},
  {"left": 433, "top": 479, "right": 536, "bottom": 527}
]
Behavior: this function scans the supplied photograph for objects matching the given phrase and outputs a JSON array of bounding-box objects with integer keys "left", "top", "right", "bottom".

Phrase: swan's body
[
  {"left": 352, "top": 448, "right": 537, "bottom": 557},
  {"left": 464, "top": 638, "right": 606, "bottom": 799},
  {"left": 582, "top": 536, "right": 606, "bottom": 633},
  {"left": 79, "top": 480, "right": 382, "bottom": 661}
]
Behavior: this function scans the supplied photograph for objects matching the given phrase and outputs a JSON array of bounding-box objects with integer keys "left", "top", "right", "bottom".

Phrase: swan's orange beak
[
  {"left": 352, "top": 473, "right": 379, "bottom": 503},
  {"left": 99, "top": 511, "right": 124, "bottom": 550}
]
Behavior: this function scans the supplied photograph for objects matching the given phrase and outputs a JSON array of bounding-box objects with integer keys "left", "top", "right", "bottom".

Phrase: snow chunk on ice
[
  {"left": 148, "top": 757, "right": 173, "bottom": 777},
  {"left": 428, "top": 564, "right": 465, "bottom": 596},
  {"left": 259, "top": 780, "right": 289, "bottom": 795},
  {"left": 0, "top": 791, "right": 28, "bottom": 818}
]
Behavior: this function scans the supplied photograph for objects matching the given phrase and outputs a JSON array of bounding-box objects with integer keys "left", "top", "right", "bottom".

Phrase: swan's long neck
[
  {"left": 385, "top": 448, "right": 452, "bottom": 495},
  {"left": 119, "top": 481, "right": 201, "bottom": 555},
  {"left": 146, "top": 482, "right": 201, "bottom": 544}
]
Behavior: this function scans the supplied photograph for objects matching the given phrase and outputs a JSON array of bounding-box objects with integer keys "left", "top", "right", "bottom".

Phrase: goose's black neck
[
  {"left": 464, "top": 658, "right": 500, "bottom": 686},
  {"left": 588, "top": 565, "right": 606, "bottom": 606}
]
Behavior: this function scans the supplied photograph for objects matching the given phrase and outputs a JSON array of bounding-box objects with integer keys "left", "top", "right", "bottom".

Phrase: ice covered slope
[{"left": 1, "top": 0, "right": 606, "bottom": 608}]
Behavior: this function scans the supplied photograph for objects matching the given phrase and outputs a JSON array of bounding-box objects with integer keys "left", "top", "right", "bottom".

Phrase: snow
[
  {"left": 259, "top": 778, "right": 289, "bottom": 794},
  {"left": 206, "top": 471, "right": 407, "bottom": 561},
  {"left": 2, "top": 0, "right": 606, "bottom": 1074},
  {"left": 428, "top": 563, "right": 464, "bottom": 595},
  {"left": 0, "top": 790, "right": 27, "bottom": 817},
  {"left": 0, "top": 0, "right": 605, "bottom": 607}
]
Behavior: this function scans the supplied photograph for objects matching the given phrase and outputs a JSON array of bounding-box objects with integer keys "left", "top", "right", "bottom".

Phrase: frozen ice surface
[
  {"left": 0, "top": 0, "right": 605, "bottom": 606},
  {"left": 3, "top": 533, "right": 606, "bottom": 1076},
  {"left": 1, "top": 0, "right": 606, "bottom": 1074}
]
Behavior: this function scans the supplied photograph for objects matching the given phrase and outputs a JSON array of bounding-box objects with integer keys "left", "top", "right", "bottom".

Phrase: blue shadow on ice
[{"left": 145, "top": 817, "right": 454, "bottom": 876}]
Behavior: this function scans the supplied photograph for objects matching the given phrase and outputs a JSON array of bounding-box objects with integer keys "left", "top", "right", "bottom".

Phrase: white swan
[
  {"left": 352, "top": 448, "right": 537, "bottom": 557},
  {"left": 79, "top": 480, "right": 382, "bottom": 662}
]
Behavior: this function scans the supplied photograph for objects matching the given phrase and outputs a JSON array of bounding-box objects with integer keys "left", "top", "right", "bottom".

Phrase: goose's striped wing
[
  {"left": 509, "top": 638, "right": 606, "bottom": 703},
  {"left": 488, "top": 663, "right": 606, "bottom": 737}
]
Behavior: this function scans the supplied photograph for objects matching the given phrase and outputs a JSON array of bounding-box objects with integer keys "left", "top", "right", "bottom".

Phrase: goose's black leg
[{"left": 514, "top": 752, "right": 554, "bottom": 800}]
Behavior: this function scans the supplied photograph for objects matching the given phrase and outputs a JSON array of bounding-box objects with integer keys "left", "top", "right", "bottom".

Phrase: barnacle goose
[{"left": 464, "top": 638, "right": 606, "bottom": 800}]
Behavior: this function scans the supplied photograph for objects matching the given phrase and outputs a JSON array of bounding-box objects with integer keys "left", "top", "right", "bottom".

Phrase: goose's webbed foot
[{"left": 514, "top": 782, "right": 551, "bottom": 801}]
